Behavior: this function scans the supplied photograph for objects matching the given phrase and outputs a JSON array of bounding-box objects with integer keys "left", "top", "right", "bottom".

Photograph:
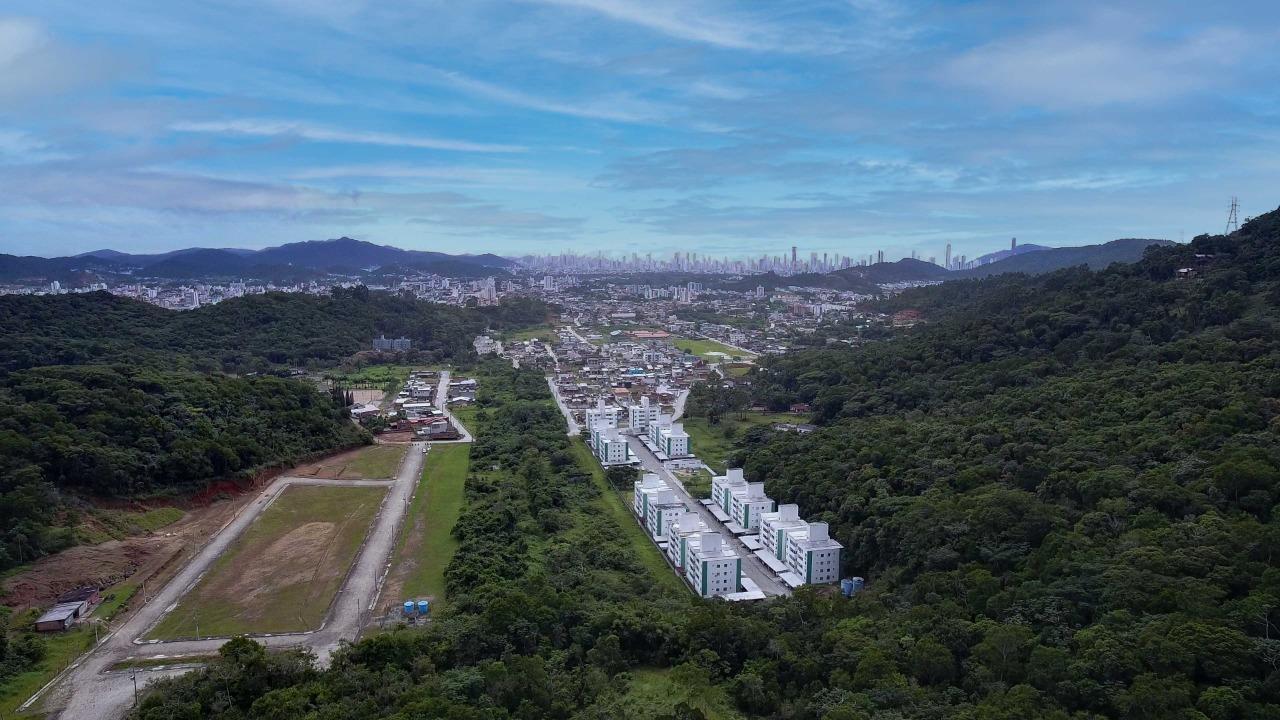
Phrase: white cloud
[
  {"left": 944, "top": 25, "right": 1253, "bottom": 109},
  {"left": 170, "top": 119, "right": 524, "bottom": 153},
  {"left": 418, "top": 66, "right": 673, "bottom": 123},
  {"left": 0, "top": 16, "right": 124, "bottom": 103},
  {"left": 522, "top": 0, "right": 775, "bottom": 51}
]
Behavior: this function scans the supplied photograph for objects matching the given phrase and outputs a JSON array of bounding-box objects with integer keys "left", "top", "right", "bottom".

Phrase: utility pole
[{"left": 132, "top": 672, "right": 139, "bottom": 706}]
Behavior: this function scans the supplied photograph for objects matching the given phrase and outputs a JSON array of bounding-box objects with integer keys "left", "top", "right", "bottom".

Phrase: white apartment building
[
  {"left": 585, "top": 398, "right": 621, "bottom": 430},
  {"left": 759, "top": 504, "right": 808, "bottom": 562},
  {"left": 646, "top": 492, "right": 685, "bottom": 542},
  {"left": 633, "top": 473, "right": 670, "bottom": 522},
  {"left": 648, "top": 415, "right": 690, "bottom": 457},
  {"left": 784, "top": 522, "right": 843, "bottom": 585},
  {"left": 628, "top": 396, "right": 661, "bottom": 431},
  {"left": 685, "top": 532, "right": 742, "bottom": 597},
  {"left": 590, "top": 421, "right": 632, "bottom": 466},
  {"left": 727, "top": 481, "right": 775, "bottom": 532},
  {"left": 711, "top": 468, "right": 747, "bottom": 513},
  {"left": 666, "top": 511, "right": 708, "bottom": 569}
]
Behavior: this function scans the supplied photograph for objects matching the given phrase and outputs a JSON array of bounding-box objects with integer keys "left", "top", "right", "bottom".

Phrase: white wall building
[
  {"left": 633, "top": 473, "right": 670, "bottom": 522},
  {"left": 711, "top": 468, "right": 747, "bottom": 513},
  {"left": 685, "top": 532, "right": 741, "bottom": 597},
  {"left": 666, "top": 511, "right": 708, "bottom": 569},
  {"left": 759, "top": 504, "right": 808, "bottom": 562},
  {"left": 585, "top": 398, "right": 621, "bottom": 430},
  {"left": 590, "top": 420, "right": 632, "bottom": 466},
  {"left": 646, "top": 491, "right": 685, "bottom": 542},
  {"left": 784, "top": 522, "right": 842, "bottom": 585},
  {"left": 648, "top": 415, "right": 690, "bottom": 457},
  {"left": 727, "top": 481, "right": 775, "bottom": 531},
  {"left": 628, "top": 396, "right": 661, "bottom": 431}
]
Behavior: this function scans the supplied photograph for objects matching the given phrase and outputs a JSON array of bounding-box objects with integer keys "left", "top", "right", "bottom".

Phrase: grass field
[
  {"left": 569, "top": 439, "right": 686, "bottom": 596},
  {"left": 391, "top": 444, "right": 471, "bottom": 602},
  {"left": 75, "top": 507, "right": 185, "bottom": 545},
  {"left": 682, "top": 412, "right": 795, "bottom": 474},
  {"left": 344, "top": 444, "right": 406, "bottom": 478},
  {"left": 301, "top": 444, "right": 405, "bottom": 480},
  {"left": 672, "top": 336, "right": 756, "bottom": 362},
  {"left": 145, "top": 485, "right": 384, "bottom": 639},
  {"left": 607, "top": 667, "right": 743, "bottom": 719},
  {"left": 500, "top": 324, "right": 556, "bottom": 343},
  {"left": 0, "top": 623, "right": 96, "bottom": 717}
]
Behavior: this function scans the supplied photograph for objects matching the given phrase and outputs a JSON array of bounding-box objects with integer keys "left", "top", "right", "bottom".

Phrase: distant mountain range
[
  {"left": 720, "top": 238, "right": 1173, "bottom": 293},
  {"left": 0, "top": 237, "right": 514, "bottom": 283},
  {"left": 951, "top": 238, "right": 1173, "bottom": 279}
]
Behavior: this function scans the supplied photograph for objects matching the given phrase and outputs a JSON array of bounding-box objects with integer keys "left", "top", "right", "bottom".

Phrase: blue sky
[{"left": 1, "top": 1, "right": 1278, "bottom": 260}]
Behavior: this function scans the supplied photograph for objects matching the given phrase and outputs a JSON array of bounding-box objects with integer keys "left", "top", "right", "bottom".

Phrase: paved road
[
  {"left": 38, "top": 443, "right": 427, "bottom": 719},
  {"left": 434, "top": 369, "right": 473, "bottom": 442},
  {"left": 547, "top": 376, "right": 581, "bottom": 436},
  {"left": 626, "top": 437, "right": 789, "bottom": 597},
  {"left": 672, "top": 389, "right": 690, "bottom": 420}
]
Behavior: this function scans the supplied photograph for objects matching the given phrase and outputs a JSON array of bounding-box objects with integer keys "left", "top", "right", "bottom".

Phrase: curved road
[{"left": 36, "top": 442, "right": 427, "bottom": 719}]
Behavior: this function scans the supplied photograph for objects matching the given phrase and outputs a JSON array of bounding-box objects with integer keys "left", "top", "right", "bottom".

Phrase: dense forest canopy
[
  {"left": 0, "top": 289, "right": 552, "bottom": 572},
  {"left": 0, "top": 289, "right": 553, "bottom": 374},
  {"left": 685, "top": 206, "right": 1280, "bottom": 717}
]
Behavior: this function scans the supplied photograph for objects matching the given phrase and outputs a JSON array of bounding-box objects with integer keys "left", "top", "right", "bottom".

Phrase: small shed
[{"left": 35, "top": 601, "right": 86, "bottom": 632}]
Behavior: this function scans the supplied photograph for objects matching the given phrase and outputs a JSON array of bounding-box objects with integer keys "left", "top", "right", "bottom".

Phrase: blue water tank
[
  {"left": 403, "top": 601, "right": 415, "bottom": 615},
  {"left": 417, "top": 600, "right": 430, "bottom": 616},
  {"left": 850, "top": 577, "right": 865, "bottom": 594},
  {"left": 840, "top": 578, "right": 855, "bottom": 597}
]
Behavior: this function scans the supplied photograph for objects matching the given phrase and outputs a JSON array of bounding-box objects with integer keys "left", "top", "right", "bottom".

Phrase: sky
[{"left": 1, "top": 1, "right": 1278, "bottom": 261}]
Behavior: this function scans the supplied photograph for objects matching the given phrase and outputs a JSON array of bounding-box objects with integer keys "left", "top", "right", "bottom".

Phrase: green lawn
[
  {"left": 145, "top": 485, "right": 384, "bottom": 639},
  {"left": 345, "top": 444, "right": 406, "bottom": 479},
  {"left": 0, "top": 624, "right": 97, "bottom": 717},
  {"left": 605, "top": 667, "right": 744, "bottom": 720},
  {"left": 569, "top": 439, "right": 686, "bottom": 597},
  {"left": 394, "top": 444, "right": 471, "bottom": 602},
  {"left": 75, "top": 507, "right": 185, "bottom": 545},
  {"left": 449, "top": 405, "right": 478, "bottom": 436},
  {"left": 500, "top": 324, "right": 556, "bottom": 343},
  {"left": 682, "top": 412, "right": 796, "bottom": 474},
  {"left": 672, "top": 336, "right": 756, "bottom": 362}
]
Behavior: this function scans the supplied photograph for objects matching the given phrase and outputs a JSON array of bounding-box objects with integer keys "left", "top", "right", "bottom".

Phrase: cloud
[
  {"left": 170, "top": 119, "right": 524, "bottom": 153},
  {"left": 0, "top": 164, "right": 582, "bottom": 237},
  {"left": 943, "top": 25, "right": 1253, "bottom": 109},
  {"left": 522, "top": 0, "right": 775, "bottom": 51},
  {"left": 415, "top": 65, "right": 673, "bottom": 123},
  {"left": 0, "top": 16, "right": 125, "bottom": 103}
]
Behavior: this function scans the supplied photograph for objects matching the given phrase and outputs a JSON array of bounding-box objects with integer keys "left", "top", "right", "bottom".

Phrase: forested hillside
[
  {"left": 0, "top": 289, "right": 552, "bottom": 373},
  {"left": 0, "top": 289, "right": 551, "bottom": 572},
  {"left": 688, "top": 206, "right": 1280, "bottom": 717},
  {"left": 0, "top": 367, "right": 366, "bottom": 570}
]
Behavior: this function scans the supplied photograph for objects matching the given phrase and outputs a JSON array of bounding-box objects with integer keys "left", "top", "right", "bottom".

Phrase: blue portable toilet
[
  {"left": 417, "top": 600, "right": 430, "bottom": 616},
  {"left": 403, "top": 601, "right": 415, "bottom": 616}
]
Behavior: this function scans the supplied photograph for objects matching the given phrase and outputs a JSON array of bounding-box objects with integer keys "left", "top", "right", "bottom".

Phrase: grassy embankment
[
  {"left": 391, "top": 443, "right": 471, "bottom": 603},
  {"left": 145, "top": 485, "right": 384, "bottom": 639},
  {"left": 681, "top": 412, "right": 796, "bottom": 474},
  {"left": 568, "top": 439, "right": 687, "bottom": 597}
]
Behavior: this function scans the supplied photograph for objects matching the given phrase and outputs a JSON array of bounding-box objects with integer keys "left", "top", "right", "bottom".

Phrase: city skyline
[{"left": 2, "top": 2, "right": 1278, "bottom": 259}]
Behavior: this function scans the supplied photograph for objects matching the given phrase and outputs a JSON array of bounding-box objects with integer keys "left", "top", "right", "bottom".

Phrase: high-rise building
[{"left": 945, "top": 242, "right": 952, "bottom": 269}]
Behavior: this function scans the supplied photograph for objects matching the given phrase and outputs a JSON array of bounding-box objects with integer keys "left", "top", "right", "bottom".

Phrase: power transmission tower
[{"left": 1226, "top": 196, "right": 1239, "bottom": 234}]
